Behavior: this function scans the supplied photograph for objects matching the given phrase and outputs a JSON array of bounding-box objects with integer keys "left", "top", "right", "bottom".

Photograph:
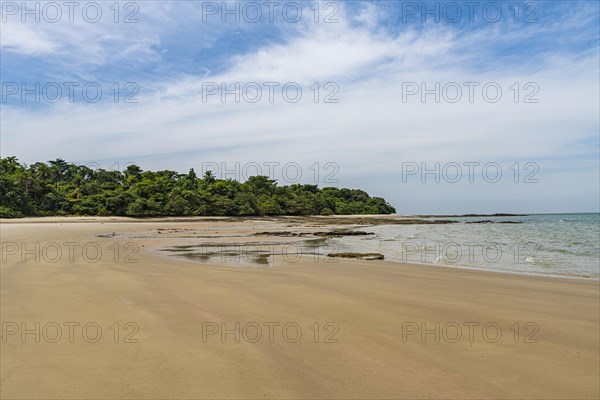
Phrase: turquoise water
[{"left": 329, "top": 214, "right": 600, "bottom": 279}]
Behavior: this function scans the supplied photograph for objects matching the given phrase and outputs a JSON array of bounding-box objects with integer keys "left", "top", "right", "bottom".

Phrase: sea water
[{"left": 328, "top": 213, "right": 600, "bottom": 279}]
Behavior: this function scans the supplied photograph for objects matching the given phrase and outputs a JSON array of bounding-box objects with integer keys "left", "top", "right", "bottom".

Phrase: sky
[{"left": 1, "top": 0, "right": 599, "bottom": 214}]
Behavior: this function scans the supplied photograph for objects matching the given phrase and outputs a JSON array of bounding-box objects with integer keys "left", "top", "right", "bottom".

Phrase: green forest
[{"left": 0, "top": 157, "right": 396, "bottom": 218}]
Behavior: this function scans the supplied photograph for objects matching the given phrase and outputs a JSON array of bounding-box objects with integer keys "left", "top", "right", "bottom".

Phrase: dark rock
[
  {"left": 254, "top": 230, "right": 374, "bottom": 237},
  {"left": 466, "top": 220, "right": 523, "bottom": 224},
  {"left": 327, "top": 252, "right": 384, "bottom": 260}
]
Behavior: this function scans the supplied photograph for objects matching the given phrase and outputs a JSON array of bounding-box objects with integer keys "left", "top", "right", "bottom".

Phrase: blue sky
[{"left": 1, "top": 1, "right": 599, "bottom": 213}]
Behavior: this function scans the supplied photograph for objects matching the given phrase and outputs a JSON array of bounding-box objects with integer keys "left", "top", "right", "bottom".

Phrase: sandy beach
[{"left": 1, "top": 217, "right": 598, "bottom": 399}]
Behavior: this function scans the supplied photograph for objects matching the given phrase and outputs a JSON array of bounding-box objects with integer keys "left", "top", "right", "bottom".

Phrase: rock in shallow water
[{"left": 327, "top": 252, "right": 384, "bottom": 260}]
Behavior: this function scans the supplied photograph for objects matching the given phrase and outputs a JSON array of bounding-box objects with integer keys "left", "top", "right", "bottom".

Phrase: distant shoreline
[{"left": 0, "top": 214, "right": 525, "bottom": 225}]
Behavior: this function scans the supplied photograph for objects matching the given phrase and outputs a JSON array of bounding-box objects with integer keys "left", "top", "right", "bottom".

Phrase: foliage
[{"left": 0, "top": 157, "right": 396, "bottom": 217}]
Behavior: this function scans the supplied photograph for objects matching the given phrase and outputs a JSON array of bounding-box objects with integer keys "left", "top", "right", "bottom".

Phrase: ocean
[{"left": 328, "top": 213, "right": 600, "bottom": 279}]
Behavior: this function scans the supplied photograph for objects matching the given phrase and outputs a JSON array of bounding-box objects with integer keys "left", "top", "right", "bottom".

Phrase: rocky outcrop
[
  {"left": 254, "top": 231, "right": 374, "bottom": 237},
  {"left": 327, "top": 252, "right": 384, "bottom": 260}
]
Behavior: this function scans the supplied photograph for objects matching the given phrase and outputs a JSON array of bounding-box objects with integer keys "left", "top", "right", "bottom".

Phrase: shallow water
[{"left": 329, "top": 213, "right": 600, "bottom": 278}]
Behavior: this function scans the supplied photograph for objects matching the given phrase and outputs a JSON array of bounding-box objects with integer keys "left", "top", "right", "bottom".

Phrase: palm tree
[
  {"left": 203, "top": 170, "right": 216, "bottom": 185},
  {"left": 33, "top": 162, "right": 52, "bottom": 182},
  {"left": 48, "top": 159, "right": 69, "bottom": 191},
  {"left": 0, "top": 156, "right": 19, "bottom": 174}
]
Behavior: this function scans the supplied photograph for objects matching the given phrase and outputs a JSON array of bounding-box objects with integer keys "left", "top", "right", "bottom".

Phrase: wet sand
[{"left": 1, "top": 217, "right": 598, "bottom": 399}]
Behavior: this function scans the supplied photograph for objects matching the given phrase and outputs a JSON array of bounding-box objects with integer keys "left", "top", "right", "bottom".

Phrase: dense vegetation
[{"left": 0, "top": 157, "right": 395, "bottom": 218}]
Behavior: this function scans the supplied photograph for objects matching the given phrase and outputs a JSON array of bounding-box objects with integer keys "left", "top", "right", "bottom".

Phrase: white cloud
[{"left": 0, "top": 23, "right": 57, "bottom": 55}]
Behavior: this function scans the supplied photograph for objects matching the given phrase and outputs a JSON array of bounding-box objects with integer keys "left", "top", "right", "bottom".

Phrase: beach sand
[{"left": 1, "top": 217, "right": 598, "bottom": 399}]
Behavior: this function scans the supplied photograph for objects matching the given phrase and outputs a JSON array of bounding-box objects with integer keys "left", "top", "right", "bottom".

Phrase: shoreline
[
  {"left": 160, "top": 243, "right": 599, "bottom": 281},
  {"left": 2, "top": 215, "right": 598, "bottom": 280},
  {"left": 3, "top": 211, "right": 598, "bottom": 224},
  {"left": 381, "top": 257, "right": 598, "bottom": 281}
]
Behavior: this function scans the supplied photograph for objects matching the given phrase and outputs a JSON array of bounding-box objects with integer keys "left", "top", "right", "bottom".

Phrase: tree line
[{"left": 0, "top": 157, "right": 396, "bottom": 218}]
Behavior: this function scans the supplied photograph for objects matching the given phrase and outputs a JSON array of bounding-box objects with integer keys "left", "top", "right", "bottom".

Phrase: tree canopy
[{"left": 0, "top": 157, "right": 396, "bottom": 218}]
